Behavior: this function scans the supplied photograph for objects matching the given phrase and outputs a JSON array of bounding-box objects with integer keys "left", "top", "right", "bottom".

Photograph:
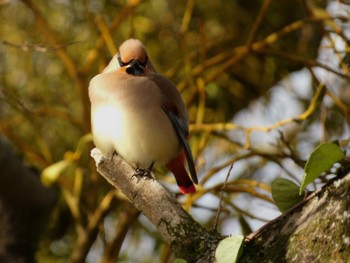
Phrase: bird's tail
[{"left": 166, "top": 152, "right": 196, "bottom": 194}]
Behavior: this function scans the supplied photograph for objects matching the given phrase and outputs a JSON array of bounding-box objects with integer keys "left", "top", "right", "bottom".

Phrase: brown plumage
[{"left": 89, "top": 38, "right": 197, "bottom": 194}]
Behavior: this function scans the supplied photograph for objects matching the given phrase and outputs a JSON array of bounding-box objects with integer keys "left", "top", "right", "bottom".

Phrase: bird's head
[
  {"left": 102, "top": 38, "right": 157, "bottom": 75},
  {"left": 117, "top": 39, "right": 148, "bottom": 76}
]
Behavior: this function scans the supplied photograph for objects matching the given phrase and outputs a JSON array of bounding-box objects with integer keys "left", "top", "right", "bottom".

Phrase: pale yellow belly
[{"left": 91, "top": 104, "right": 180, "bottom": 168}]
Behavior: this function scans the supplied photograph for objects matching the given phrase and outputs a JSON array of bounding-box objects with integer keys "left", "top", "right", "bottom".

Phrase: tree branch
[
  {"left": 90, "top": 148, "right": 222, "bottom": 262},
  {"left": 20, "top": 0, "right": 91, "bottom": 132},
  {"left": 240, "top": 173, "right": 350, "bottom": 262}
]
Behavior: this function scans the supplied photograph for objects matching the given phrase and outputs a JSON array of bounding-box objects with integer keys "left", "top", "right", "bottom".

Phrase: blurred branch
[
  {"left": 195, "top": 77, "right": 206, "bottom": 125},
  {"left": 99, "top": 202, "right": 140, "bottom": 263},
  {"left": 83, "top": 1, "right": 142, "bottom": 73},
  {"left": 190, "top": 14, "right": 343, "bottom": 83},
  {"left": 33, "top": 107, "right": 84, "bottom": 130},
  {"left": 180, "top": 0, "right": 195, "bottom": 33},
  {"left": 256, "top": 48, "right": 350, "bottom": 80},
  {"left": 214, "top": 161, "right": 235, "bottom": 230},
  {"left": 95, "top": 16, "right": 117, "bottom": 55},
  {"left": 228, "top": 202, "right": 271, "bottom": 222},
  {"left": 207, "top": 17, "right": 309, "bottom": 81},
  {"left": 61, "top": 188, "right": 84, "bottom": 232},
  {"left": 245, "top": 0, "right": 272, "bottom": 47},
  {"left": 0, "top": 39, "right": 79, "bottom": 52},
  {"left": 201, "top": 152, "right": 254, "bottom": 185},
  {"left": 190, "top": 84, "right": 326, "bottom": 149},
  {"left": 244, "top": 83, "right": 326, "bottom": 148},
  {"left": 190, "top": 122, "right": 243, "bottom": 133},
  {"left": 0, "top": 125, "right": 49, "bottom": 168},
  {"left": 324, "top": 32, "right": 350, "bottom": 76},
  {"left": 20, "top": 0, "right": 90, "bottom": 131},
  {"left": 91, "top": 148, "right": 223, "bottom": 262},
  {"left": 211, "top": 180, "right": 273, "bottom": 204},
  {"left": 69, "top": 190, "right": 118, "bottom": 263},
  {"left": 21, "top": 0, "right": 78, "bottom": 77},
  {"left": 326, "top": 89, "right": 350, "bottom": 117},
  {"left": 0, "top": 89, "right": 54, "bottom": 165}
]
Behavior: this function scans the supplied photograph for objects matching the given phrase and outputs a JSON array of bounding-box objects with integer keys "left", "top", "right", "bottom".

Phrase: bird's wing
[
  {"left": 163, "top": 106, "right": 198, "bottom": 184},
  {"left": 149, "top": 73, "right": 198, "bottom": 184}
]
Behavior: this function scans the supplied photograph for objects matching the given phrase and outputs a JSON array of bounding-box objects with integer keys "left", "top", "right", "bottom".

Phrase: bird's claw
[
  {"left": 108, "top": 151, "right": 118, "bottom": 161},
  {"left": 132, "top": 168, "right": 154, "bottom": 181}
]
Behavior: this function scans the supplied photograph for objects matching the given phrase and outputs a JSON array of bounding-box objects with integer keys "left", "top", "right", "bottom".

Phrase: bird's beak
[{"left": 126, "top": 59, "right": 145, "bottom": 76}]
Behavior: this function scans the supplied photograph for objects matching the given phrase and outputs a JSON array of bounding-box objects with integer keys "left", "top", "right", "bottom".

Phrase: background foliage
[{"left": 1, "top": 0, "right": 350, "bottom": 262}]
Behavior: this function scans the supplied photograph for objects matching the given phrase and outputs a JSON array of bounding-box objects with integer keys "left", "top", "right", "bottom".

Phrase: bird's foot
[
  {"left": 111, "top": 151, "right": 118, "bottom": 161},
  {"left": 132, "top": 162, "right": 155, "bottom": 181},
  {"left": 132, "top": 168, "right": 154, "bottom": 181},
  {"left": 107, "top": 151, "right": 118, "bottom": 161}
]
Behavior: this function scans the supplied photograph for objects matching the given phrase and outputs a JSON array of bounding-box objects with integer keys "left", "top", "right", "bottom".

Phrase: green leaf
[
  {"left": 300, "top": 142, "right": 345, "bottom": 194},
  {"left": 215, "top": 235, "right": 244, "bottom": 263},
  {"left": 271, "top": 178, "right": 304, "bottom": 212},
  {"left": 173, "top": 259, "right": 187, "bottom": 263}
]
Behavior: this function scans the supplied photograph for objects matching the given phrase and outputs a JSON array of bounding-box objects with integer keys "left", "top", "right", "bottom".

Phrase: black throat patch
[{"left": 126, "top": 63, "right": 145, "bottom": 76}]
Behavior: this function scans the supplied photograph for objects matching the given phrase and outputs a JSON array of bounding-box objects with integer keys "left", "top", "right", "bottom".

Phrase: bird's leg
[
  {"left": 147, "top": 161, "right": 155, "bottom": 171},
  {"left": 110, "top": 151, "right": 118, "bottom": 161},
  {"left": 132, "top": 162, "right": 155, "bottom": 181}
]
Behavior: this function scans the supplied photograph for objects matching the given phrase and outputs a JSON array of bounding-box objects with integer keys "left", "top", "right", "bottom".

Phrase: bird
[{"left": 89, "top": 38, "right": 198, "bottom": 194}]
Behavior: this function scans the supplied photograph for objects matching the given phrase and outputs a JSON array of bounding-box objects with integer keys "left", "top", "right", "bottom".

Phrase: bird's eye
[
  {"left": 117, "top": 53, "right": 148, "bottom": 68},
  {"left": 117, "top": 53, "right": 127, "bottom": 67}
]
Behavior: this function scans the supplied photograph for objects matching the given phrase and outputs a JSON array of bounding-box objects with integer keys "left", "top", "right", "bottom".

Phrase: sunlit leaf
[
  {"left": 215, "top": 235, "right": 244, "bottom": 263},
  {"left": 300, "top": 143, "right": 345, "bottom": 194},
  {"left": 41, "top": 160, "right": 71, "bottom": 187}
]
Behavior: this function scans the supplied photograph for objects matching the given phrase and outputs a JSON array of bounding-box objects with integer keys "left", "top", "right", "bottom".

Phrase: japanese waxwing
[{"left": 89, "top": 38, "right": 198, "bottom": 194}]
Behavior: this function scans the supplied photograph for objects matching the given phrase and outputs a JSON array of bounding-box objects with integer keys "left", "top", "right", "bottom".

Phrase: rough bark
[
  {"left": 92, "top": 147, "right": 350, "bottom": 262},
  {"left": 91, "top": 148, "right": 223, "bottom": 263},
  {"left": 240, "top": 173, "right": 350, "bottom": 262},
  {"left": 0, "top": 136, "right": 56, "bottom": 263}
]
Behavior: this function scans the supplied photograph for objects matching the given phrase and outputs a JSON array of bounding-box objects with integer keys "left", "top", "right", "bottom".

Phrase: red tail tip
[{"left": 178, "top": 184, "right": 196, "bottom": 195}]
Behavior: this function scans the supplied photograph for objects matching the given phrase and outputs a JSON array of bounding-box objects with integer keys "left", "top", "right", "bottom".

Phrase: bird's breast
[{"left": 90, "top": 75, "right": 180, "bottom": 167}]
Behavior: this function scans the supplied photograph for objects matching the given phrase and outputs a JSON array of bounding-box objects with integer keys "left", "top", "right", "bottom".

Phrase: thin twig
[
  {"left": 1, "top": 40, "right": 79, "bottom": 52},
  {"left": 20, "top": 0, "right": 90, "bottom": 131},
  {"left": 246, "top": 0, "right": 272, "bottom": 47},
  {"left": 82, "top": 2, "right": 142, "bottom": 73},
  {"left": 201, "top": 152, "right": 254, "bottom": 185},
  {"left": 191, "top": 84, "right": 326, "bottom": 150},
  {"left": 180, "top": 0, "right": 195, "bottom": 33},
  {"left": 95, "top": 16, "right": 117, "bottom": 55},
  {"left": 99, "top": 202, "right": 140, "bottom": 263},
  {"left": 197, "top": 15, "right": 340, "bottom": 82},
  {"left": 214, "top": 161, "right": 235, "bottom": 230},
  {"left": 69, "top": 190, "right": 117, "bottom": 263},
  {"left": 256, "top": 48, "right": 350, "bottom": 80}
]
